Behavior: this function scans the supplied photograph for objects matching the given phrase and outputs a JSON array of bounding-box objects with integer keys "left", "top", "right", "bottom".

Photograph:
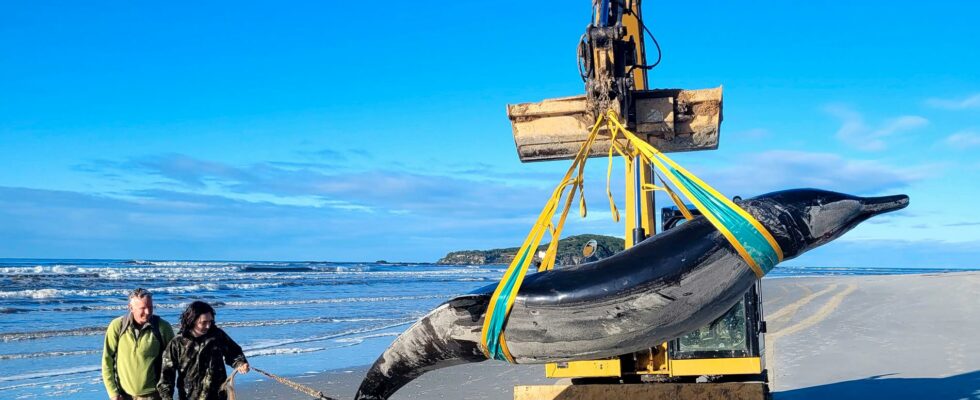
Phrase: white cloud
[
  {"left": 48, "top": 150, "right": 936, "bottom": 261},
  {"left": 873, "top": 115, "right": 929, "bottom": 137},
  {"left": 925, "top": 93, "right": 980, "bottom": 110},
  {"left": 944, "top": 130, "right": 980, "bottom": 149},
  {"left": 826, "top": 105, "right": 928, "bottom": 151},
  {"left": 688, "top": 150, "right": 928, "bottom": 197},
  {"left": 0, "top": 186, "right": 539, "bottom": 261}
]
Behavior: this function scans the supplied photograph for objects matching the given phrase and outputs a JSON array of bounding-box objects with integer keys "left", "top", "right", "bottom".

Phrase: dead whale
[{"left": 354, "top": 188, "right": 909, "bottom": 399}]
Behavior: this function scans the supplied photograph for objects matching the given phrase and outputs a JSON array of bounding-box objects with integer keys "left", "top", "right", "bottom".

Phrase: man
[{"left": 102, "top": 288, "right": 175, "bottom": 400}]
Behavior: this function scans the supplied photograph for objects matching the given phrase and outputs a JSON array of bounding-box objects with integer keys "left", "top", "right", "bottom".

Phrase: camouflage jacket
[{"left": 157, "top": 327, "right": 247, "bottom": 400}]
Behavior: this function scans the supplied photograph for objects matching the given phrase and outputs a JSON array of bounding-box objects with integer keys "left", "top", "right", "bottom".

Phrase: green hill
[{"left": 437, "top": 234, "right": 624, "bottom": 266}]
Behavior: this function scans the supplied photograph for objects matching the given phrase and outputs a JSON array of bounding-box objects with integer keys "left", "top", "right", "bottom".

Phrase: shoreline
[
  {"left": 236, "top": 271, "right": 980, "bottom": 399},
  {"left": 235, "top": 363, "right": 553, "bottom": 400}
]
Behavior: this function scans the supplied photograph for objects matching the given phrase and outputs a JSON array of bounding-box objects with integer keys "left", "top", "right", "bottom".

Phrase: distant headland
[{"left": 437, "top": 234, "right": 624, "bottom": 266}]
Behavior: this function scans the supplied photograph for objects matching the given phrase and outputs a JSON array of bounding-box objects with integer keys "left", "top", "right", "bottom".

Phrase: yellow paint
[
  {"left": 622, "top": 0, "right": 648, "bottom": 90},
  {"left": 515, "top": 383, "right": 768, "bottom": 400},
  {"left": 624, "top": 157, "right": 656, "bottom": 248},
  {"left": 545, "top": 359, "right": 622, "bottom": 378},
  {"left": 605, "top": 112, "right": 782, "bottom": 277},
  {"left": 623, "top": 0, "right": 653, "bottom": 249},
  {"left": 668, "top": 357, "right": 763, "bottom": 376},
  {"left": 482, "top": 117, "right": 606, "bottom": 361},
  {"left": 539, "top": 1, "right": 768, "bottom": 385},
  {"left": 632, "top": 343, "right": 669, "bottom": 374}
]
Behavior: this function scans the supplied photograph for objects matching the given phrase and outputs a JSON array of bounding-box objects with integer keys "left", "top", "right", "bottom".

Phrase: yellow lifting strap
[
  {"left": 479, "top": 115, "right": 605, "bottom": 362},
  {"left": 601, "top": 109, "right": 783, "bottom": 277},
  {"left": 479, "top": 109, "right": 783, "bottom": 363}
]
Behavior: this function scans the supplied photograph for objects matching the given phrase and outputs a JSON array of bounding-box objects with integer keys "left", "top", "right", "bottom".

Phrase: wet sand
[{"left": 238, "top": 271, "right": 980, "bottom": 399}]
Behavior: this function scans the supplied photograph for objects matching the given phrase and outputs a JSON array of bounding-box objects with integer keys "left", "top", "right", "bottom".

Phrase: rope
[{"left": 222, "top": 367, "right": 338, "bottom": 400}]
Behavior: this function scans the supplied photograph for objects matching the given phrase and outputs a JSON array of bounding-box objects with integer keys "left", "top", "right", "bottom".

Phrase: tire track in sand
[
  {"left": 762, "top": 283, "right": 806, "bottom": 315},
  {"left": 764, "top": 283, "right": 857, "bottom": 388},
  {"left": 766, "top": 283, "right": 833, "bottom": 322}
]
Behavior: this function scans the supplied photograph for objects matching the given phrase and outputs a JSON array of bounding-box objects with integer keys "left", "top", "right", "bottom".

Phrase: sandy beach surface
[{"left": 237, "top": 272, "right": 980, "bottom": 399}]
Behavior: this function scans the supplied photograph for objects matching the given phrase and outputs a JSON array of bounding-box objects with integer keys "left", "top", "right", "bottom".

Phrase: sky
[{"left": 1, "top": 1, "right": 978, "bottom": 267}]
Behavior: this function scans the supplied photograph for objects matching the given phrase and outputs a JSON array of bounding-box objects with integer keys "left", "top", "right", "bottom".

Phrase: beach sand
[{"left": 238, "top": 272, "right": 980, "bottom": 399}]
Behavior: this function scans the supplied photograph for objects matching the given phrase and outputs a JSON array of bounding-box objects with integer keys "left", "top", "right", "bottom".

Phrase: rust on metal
[{"left": 508, "top": 87, "right": 722, "bottom": 162}]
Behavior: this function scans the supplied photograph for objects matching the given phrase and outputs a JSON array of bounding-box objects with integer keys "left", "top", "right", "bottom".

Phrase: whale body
[{"left": 354, "top": 188, "right": 909, "bottom": 399}]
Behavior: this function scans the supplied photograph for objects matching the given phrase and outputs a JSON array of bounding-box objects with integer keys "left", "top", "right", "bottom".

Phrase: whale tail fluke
[{"left": 354, "top": 296, "right": 489, "bottom": 400}]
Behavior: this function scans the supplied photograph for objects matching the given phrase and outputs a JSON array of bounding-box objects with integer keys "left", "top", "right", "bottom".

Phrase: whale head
[{"left": 743, "top": 188, "right": 909, "bottom": 260}]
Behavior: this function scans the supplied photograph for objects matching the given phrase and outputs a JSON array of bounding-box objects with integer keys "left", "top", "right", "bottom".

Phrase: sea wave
[
  {"left": 244, "top": 347, "right": 325, "bottom": 357},
  {"left": 0, "top": 349, "right": 98, "bottom": 360},
  {"left": 22, "top": 294, "right": 455, "bottom": 314},
  {"left": 0, "top": 365, "right": 100, "bottom": 383},
  {"left": 124, "top": 260, "right": 252, "bottom": 267},
  {"left": 220, "top": 316, "right": 403, "bottom": 328},
  {"left": 42, "top": 302, "right": 187, "bottom": 312},
  {"left": 334, "top": 332, "right": 400, "bottom": 344},
  {"left": 1, "top": 327, "right": 105, "bottom": 342},
  {"left": 240, "top": 265, "right": 315, "bottom": 272},
  {"left": 1, "top": 315, "right": 418, "bottom": 342},
  {"left": 245, "top": 332, "right": 402, "bottom": 357},
  {"left": 0, "top": 282, "right": 289, "bottom": 300},
  {"left": 243, "top": 319, "right": 414, "bottom": 352},
  {"left": 0, "top": 265, "right": 85, "bottom": 275},
  {"left": 0, "top": 264, "right": 500, "bottom": 287},
  {"left": 221, "top": 294, "right": 453, "bottom": 307},
  {"left": 0, "top": 374, "right": 90, "bottom": 392}
]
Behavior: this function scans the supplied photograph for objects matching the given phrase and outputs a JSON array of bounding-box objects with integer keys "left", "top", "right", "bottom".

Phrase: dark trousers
[{"left": 121, "top": 392, "right": 163, "bottom": 400}]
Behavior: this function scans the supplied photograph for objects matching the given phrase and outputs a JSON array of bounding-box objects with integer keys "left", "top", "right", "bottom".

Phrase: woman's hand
[{"left": 237, "top": 362, "right": 250, "bottom": 374}]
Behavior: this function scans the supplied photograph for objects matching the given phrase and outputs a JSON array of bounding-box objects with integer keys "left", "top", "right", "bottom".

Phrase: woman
[{"left": 158, "top": 301, "right": 249, "bottom": 400}]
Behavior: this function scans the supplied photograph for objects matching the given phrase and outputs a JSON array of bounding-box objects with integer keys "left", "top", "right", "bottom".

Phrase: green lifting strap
[
  {"left": 480, "top": 110, "right": 785, "bottom": 363},
  {"left": 670, "top": 167, "right": 780, "bottom": 274},
  {"left": 479, "top": 112, "right": 605, "bottom": 362},
  {"left": 605, "top": 110, "right": 784, "bottom": 277}
]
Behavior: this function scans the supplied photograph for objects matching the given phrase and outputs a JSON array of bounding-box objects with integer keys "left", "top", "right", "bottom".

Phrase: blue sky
[{"left": 1, "top": 1, "right": 978, "bottom": 266}]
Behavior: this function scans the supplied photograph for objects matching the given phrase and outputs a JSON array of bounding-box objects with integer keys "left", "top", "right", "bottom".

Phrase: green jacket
[{"left": 101, "top": 314, "right": 175, "bottom": 397}]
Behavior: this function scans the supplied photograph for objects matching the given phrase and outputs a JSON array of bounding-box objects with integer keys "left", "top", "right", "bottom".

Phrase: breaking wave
[
  {"left": 0, "top": 282, "right": 289, "bottom": 300},
  {"left": 221, "top": 294, "right": 453, "bottom": 307},
  {"left": 1, "top": 314, "right": 421, "bottom": 342},
  {"left": 1, "top": 327, "right": 106, "bottom": 342},
  {"left": 243, "top": 319, "right": 414, "bottom": 352},
  {"left": 0, "top": 350, "right": 98, "bottom": 360},
  {"left": 0, "top": 365, "right": 101, "bottom": 383},
  {"left": 244, "top": 347, "right": 325, "bottom": 357}
]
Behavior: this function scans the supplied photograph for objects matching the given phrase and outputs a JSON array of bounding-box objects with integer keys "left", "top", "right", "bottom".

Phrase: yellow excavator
[{"left": 505, "top": 1, "right": 769, "bottom": 398}]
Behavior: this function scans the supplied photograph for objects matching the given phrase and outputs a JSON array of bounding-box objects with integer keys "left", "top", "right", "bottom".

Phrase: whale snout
[
  {"left": 860, "top": 194, "right": 909, "bottom": 217},
  {"left": 756, "top": 189, "right": 911, "bottom": 259}
]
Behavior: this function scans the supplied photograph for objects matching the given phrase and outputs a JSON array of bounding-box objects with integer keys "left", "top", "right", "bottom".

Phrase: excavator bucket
[{"left": 507, "top": 87, "right": 722, "bottom": 162}]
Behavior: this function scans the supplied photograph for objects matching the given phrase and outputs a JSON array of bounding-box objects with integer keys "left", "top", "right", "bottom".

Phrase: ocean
[{"left": 0, "top": 258, "right": 973, "bottom": 399}]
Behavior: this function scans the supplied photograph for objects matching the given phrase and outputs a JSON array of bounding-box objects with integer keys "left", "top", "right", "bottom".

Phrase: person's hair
[
  {"left": 128, "top": 287, "right": 152, "bottom": 301},
  {"left": 179, "top": 301, "right": 216, "bottom": 335}
]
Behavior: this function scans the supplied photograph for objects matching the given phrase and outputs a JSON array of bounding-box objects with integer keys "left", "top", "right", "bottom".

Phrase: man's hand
[
  {"left": 236, "top": 362, "right": 250, "bottom": 374},
  {"left": 110, "top": 395, "right": 123, "bottom": 400}
]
